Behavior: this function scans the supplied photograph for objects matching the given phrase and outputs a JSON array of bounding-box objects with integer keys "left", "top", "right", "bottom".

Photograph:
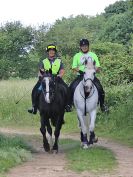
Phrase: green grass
[
  {"left": 0, "top": 134, "right": 32, "bottom": 174},
  {"left": 0, "top": 79, "right": 132, "bottom": 147},
  {"left": 0, "top": 79, "right": 40, "bottom": 128},
  {"left": 59, "top": 139, "right": 117, "bottom": 174}
]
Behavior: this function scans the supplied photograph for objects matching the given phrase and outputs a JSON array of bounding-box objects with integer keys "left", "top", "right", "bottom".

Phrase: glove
[{"left": 78, "top": 70, "right": 84, "bottom": 75}]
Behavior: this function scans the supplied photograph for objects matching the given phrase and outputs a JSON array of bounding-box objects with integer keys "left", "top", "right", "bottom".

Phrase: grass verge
[
  {"left": 60, "top": 139, "right": 117, "bottom": 174},
  {"left": 0, "top": 133, "right": 32, "bottom": 174}
]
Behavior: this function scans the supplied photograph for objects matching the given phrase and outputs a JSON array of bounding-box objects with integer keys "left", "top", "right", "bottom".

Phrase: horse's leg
[
  {"left": 88, "top": 109, "right": 98, "bottom": 145},
  {"left": 40, "top": 115, "right": 50, "bottom": 152},
  {"left": 77, "top": 116, "right": 84, "bottom": 143},
  {"left": 77, "top": 109, "right": 88, "bottom": 148},
  {"left": 46, "top": 119, "right": 53, "bottom": 150},
  {"left": 53, "top": 113, "right": 64, "bottom": 153}
]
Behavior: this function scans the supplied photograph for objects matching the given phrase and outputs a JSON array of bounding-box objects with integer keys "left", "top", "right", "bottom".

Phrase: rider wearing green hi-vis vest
[
  {"left": 28, "top": 44, "right": 71, "bottom": 114},
  {"left": 69, "top": 39, "right": 108, "bottom": 113}
]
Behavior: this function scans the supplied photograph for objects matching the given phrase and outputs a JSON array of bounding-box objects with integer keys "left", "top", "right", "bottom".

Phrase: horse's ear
[{"left": 49, "top": 69, "right": 52, "bottom": 75}]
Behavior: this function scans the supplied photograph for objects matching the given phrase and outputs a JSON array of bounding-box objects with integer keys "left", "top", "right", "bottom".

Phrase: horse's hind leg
[
  {"left": 89, "top": 109, "right": 98, "bottom": 144},
  {"left": 40, "top": 116, "right": 50, "bottom": 152}
]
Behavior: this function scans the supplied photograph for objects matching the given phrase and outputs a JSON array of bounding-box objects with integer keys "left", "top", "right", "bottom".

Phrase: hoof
[
  {"left": 93, "top": 137, "right": 98, "bottom": 143},
  {"left": 43, "top": 143, "right": 50, "bottom": 152},
  {"left": 82, "top": 143, "right": 89, "bottom": 149},
  {"left": 52, "top": 145, "right": 58, "bottom": 154},
  {"left": 52, "top": 149, "right": 58, "bottom": 154}
]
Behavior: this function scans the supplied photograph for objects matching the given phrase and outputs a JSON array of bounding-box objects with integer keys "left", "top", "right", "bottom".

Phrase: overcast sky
[{"left": 0, "top": 0, "right": 118, "bottom": 26}]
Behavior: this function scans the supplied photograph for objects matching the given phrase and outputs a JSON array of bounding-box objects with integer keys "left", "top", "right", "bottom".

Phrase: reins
[{"left": 80, "top": 78, "right": 95, "bottom": 116}]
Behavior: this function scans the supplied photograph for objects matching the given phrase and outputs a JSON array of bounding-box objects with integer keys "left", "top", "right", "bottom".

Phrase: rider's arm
[
  {"left": 38, "top": 61, "right": 45, "bottom": 77},
  {"left": 96, "top": 67, "right": 101, "bottom": 73},
  {"left": 59, "top": 69, "right": 65, "bottom": 78},
  {"left": 72, "top": 54, "right": 80, "bottom": 72},
  {"left": 58, "top": 61, "right": 65, "bottom": 78},
  {"left": 72, "top": 67, "right": 79, "bottom": 72}
]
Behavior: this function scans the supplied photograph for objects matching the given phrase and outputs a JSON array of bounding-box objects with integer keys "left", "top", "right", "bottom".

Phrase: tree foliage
[{"left": 0, "top": 0, "right": 132, "bottom": 85}]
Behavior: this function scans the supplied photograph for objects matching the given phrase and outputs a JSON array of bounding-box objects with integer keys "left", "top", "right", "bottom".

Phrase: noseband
[
  {"left": 82, "top": 77, "right": 95, "bottom": 99},
  {"left": 81, "top": 76, "right": 95, "bottom": 116}
]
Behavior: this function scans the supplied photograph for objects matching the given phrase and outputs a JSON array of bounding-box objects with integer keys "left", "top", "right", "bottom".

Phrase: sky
[{"left": 0, "top": 0, "right": 118, "bottom": 26}]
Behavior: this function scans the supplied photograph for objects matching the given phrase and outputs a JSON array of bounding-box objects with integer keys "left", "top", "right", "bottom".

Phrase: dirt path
[{"left": 0, "top": 128, "right": 133, "bottom": 177}]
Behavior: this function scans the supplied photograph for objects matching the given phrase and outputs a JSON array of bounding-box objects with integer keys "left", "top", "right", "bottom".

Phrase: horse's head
[
  {"left": 83, "top": 67, "right": 96, "bottom": 94},
  {"left": 41, "top": 71, "right": 56, "bottom": 104}
]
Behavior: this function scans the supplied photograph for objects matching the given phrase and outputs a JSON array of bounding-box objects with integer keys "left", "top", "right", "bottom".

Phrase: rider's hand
[{"left": 78, "top": 70, "right": 84, "bottom": 75}]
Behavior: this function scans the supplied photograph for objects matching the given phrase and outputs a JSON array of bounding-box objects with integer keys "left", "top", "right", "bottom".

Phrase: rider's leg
[
  {"left": 57, "top": 78, "right": 72, "bottom": 112},
  {"left": 93, "top": 77, "right": 108, "bottom": 112},
  {"left": 28, "top": 80, "right": 41, "bottom": 114}
]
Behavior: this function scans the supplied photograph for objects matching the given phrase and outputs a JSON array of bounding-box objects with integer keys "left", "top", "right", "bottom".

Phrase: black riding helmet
[
  {"left": 80, "top": 39, "right": 89, "bottom": 46},
  {"left": 46, "top": 44, "right": 57, "bottom": 52}
]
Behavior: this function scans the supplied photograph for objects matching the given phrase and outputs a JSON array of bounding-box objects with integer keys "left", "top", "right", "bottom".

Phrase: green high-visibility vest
[{"left": 43, "top": 58, "right": 61, "bottom": 74}]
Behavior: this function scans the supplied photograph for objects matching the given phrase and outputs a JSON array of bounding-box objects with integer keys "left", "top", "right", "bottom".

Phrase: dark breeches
[
  {"left": 93, "top": 77, "right": 105, "bottom": 106},
  {"left": 31, "top": 80, "right": 41, "bottom": 106}
]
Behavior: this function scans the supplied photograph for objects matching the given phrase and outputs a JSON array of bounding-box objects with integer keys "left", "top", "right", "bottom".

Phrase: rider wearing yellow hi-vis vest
[
  {"left": 69, "top": 39, "right": 108, "bottom": 113},
  {"left": 43, "top": 58, "right": 61, "bottom": 75},
  {"left": 28, "top": 44, "right": 71, "bottom": 114}
]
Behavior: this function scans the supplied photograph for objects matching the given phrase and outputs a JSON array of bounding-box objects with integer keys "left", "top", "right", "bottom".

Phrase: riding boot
[
  {"left": 28, "top": 80, "right": 41, "bottom": 114},
  {"left": 93, "top": 77, "right": 109, "bottom": 113}
]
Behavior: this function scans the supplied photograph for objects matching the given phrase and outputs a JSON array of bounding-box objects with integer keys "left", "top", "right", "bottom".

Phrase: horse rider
[
  {"left": 28, "top": 44, "right": 71, "bottom": 114},
  {"left": 69, "top": 38, "right": 108, "bottom": 112}
]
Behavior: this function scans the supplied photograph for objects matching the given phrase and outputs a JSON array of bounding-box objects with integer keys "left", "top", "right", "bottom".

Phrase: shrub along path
[{"left": 0, "top": 127, "right": 133, "bottom": 177}]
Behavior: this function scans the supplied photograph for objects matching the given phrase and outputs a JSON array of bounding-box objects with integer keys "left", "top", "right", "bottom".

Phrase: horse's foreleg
[
  {"left": 77, "top": 109, "right": 87, "bottom": 135},
  {"left": 53, "top": 115, "right": 64, "bottom": 153},
  {"left": 46, "top": 119, "right": 53, "bottom": 150},
  {"left": 77, "top": 109, "right": 88, "bottom": 148},
  {"left": 40, "top": 116, "right": 50, "bottom": 152},
  {"left": 89, "top": 109, "right": 98, "bottom": 144}
]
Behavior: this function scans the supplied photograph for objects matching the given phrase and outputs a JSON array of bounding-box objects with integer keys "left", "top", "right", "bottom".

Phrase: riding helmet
[
  {"left": 80, "top": 39, "right": 89, "bottom": 46},
  {"left": 46, "top": 44, "right": 57, "bottom": 52}
]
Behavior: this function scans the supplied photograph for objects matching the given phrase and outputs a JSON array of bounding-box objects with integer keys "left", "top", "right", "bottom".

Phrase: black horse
[{"left": 38, "top": 72, "right": 68, "bottom": 153}]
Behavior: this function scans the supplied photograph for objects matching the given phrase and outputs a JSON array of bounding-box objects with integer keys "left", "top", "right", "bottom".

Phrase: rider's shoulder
[
  {"left": 89, "top": 51, "right": 97, "bottom": 56},
  {"left": 73, "top": 52, "right": 82, "bottom": 58},
  {"left": 89, "top": 51, "right": 99, "bottom": 59}
]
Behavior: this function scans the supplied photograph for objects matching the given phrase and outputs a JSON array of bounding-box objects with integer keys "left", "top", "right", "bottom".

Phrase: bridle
[
  {"left": 80, "top": 76, "right": 95, "bottom": 116},
  {"left": 80, "top": 77, "right": 95, "bottom": 99}
]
